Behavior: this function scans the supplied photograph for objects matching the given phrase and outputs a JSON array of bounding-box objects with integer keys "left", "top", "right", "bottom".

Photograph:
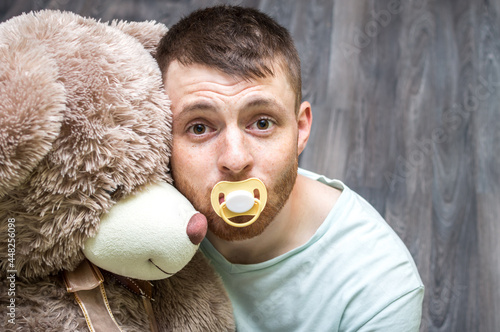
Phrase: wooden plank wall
[{"left": 2, "top": 1, "right": 499, "bottom": 331}]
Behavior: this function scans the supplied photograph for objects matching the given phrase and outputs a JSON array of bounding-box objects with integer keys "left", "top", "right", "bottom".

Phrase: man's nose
[{"left": 217, "top": 127, "right": 253, "bottom": 174}]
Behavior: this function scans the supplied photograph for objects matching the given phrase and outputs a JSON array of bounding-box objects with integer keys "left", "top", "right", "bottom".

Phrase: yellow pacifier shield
[{"left": 210, "top": 178, "right": 267, "bottom": 228}]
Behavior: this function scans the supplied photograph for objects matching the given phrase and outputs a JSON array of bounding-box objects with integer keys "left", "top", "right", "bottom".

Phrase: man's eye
[
  {"left": 256, "top": 119, "right": 270, "bottom": 130},
  {"left": 252, "top": 118, "right": 274, "bottom": 130},
  {"left": 190, "top": 124, "right": 207, "bottom": 135}
]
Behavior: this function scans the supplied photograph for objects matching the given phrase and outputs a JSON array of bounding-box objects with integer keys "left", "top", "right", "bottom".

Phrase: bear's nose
[{"left": 186, "top": 213, "right": 208, "bottom": 245}]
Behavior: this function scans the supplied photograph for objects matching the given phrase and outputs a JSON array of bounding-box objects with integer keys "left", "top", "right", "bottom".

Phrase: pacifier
[{"left": 210, "top": 178, "right": 267, "bottom": 228}]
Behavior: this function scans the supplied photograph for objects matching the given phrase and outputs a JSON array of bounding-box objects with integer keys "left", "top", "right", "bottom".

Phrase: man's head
[
  {"left": 156, "top": 5, "right": 302, "bottom": 111},
  {"left": 158, "top": 5, "right": 312, "bottom": 242}
]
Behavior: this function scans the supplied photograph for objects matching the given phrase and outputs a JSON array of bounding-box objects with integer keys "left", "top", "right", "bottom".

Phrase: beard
[{"left": 172, "top": 158, "right": 298, "bottom": 242}]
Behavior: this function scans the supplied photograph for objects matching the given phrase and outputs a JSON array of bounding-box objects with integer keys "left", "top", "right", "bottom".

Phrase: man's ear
[{"left": 297, "top": 101, "right": 312, "bottom": 155}]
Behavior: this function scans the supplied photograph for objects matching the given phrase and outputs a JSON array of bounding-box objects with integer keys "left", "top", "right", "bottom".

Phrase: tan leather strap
[
  {"left": 143, "top": 296, "right": 160, "bottom": 332},
  {"left": 63, "top": 260, "right": 122, "bottom": 332}
]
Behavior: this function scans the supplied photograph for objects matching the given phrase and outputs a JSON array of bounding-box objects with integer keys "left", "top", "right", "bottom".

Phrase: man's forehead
[
  {"left": 166, "top": 62, "right": 291, "bottom": 95},
  {"left": 164, "top": 59, "right": 291, "bottom": 86},
  {"left": 164, "top": 61, "right": 241, "bottom": 91}
]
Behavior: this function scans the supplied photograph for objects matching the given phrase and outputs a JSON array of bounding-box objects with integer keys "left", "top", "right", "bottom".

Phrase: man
[{"left": 157, "top": 5, "right": 424, "bottom": 331}]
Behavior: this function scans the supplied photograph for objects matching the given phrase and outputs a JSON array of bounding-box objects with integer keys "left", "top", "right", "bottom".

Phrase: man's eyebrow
[
  {"left": 244, "top": 97, "right": 286, "bottom": 113},
  {"left": 181, "top": 101, "right": 217, "bottom": 113},
  {"left": 175, "top": 101, "right": 217, "bottom": 121}
]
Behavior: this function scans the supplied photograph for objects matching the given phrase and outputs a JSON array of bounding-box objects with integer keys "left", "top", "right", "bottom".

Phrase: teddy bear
[{"left": 0, "top": 10, "right": 234, "bottom": 331}]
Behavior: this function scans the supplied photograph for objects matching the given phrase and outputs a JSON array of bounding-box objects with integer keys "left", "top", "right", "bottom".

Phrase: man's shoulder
[
  {"left": 304, "top": 171, "right": 423, "bottom": 330},
  {"left": 297, "top": 167, "right": 423, "bottom": 306}
]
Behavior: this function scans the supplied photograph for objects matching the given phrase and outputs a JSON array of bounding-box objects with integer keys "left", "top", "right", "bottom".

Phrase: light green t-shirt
[{"left": 200, "top": 168, "right": 424, "bottom": 331}]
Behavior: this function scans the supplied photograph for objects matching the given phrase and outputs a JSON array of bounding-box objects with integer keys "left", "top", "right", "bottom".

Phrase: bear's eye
[
  {"left": 105, "top": 185, "right": 123, "bottom": 197},
  {"left": 104, "top": 188, "right": 116, "bottom": 196}
]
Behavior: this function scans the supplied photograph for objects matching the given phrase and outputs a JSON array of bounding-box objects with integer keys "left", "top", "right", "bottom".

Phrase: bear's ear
[
  {"left": 0, "top": 41, "right": 65, "bottom": 198},
  {"left": 109, "top": 20, "right": 168, "bottom": 58}
]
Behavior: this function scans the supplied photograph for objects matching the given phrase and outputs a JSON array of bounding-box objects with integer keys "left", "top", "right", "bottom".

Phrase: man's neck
[{"left": 206, "top": 174, "right": 341, "bottom": 264}]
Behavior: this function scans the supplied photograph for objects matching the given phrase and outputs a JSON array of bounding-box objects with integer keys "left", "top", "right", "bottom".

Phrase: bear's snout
[{"left": 187, "top": 213, "right": 208, "bottom": 245}]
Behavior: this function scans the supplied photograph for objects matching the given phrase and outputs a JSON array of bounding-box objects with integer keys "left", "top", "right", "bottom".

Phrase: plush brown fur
[{"left": 0, "top": 10, "right": 234, "bottom": 331}]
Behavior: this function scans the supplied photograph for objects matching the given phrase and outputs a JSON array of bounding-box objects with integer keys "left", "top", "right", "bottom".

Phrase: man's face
[{"left": 165, "top": 61, "right": 309, "bottom": 241}]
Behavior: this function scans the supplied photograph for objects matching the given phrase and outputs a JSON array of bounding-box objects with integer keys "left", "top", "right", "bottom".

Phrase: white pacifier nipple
[
  {"left": 210, "top": 178, "right": 267, "bottom": 228},
  {"left": 225, "top": 190, "right": 255, "bottom": 213}
]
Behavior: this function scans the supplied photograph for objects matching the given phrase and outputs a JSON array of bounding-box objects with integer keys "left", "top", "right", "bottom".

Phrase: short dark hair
[{"left": 156, "top": 5, "right": 302, "bottom": 111}]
